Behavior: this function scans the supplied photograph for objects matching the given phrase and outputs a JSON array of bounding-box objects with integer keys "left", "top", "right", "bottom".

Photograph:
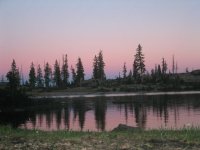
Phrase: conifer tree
[
  {"left": 61, "top": 54, "right": 69, "bottom": 87},
  {"left": 6, "top": 59, "right": 20, "bottom": 91},
  {"left": 172, "top": 55, "right": 175, "bottom": 74},
  {"left": 44, "top": 62, "right": 52, "bottom": 88},
  {"left": 36, "top": 64, "right": 43, "bottom": 87},
  {"left": 76, "top": 57, "right": 84, "bottom": 86},
  {"left": 127, "top": 70, "right": 133, "bottom": 84},
  {"left": 54, "top": 60, "right": 61, "bottom": 87},
  {"left": 134, "top": 44, "right": 145, "bottom": 78},
  {"left": 29, "top": 62, "right": 36, "bottom": 88},
  {"left": 162, "top": 58, "right": 167, "bottom": 75},
  {"left": 123, "top": 62, "right": 127, "bottom": 79},
  {"left": 92, "top": 55, "right": 98, "bottom": 80},
  {"left": 157, "top": 64, "right": 162, "bottom": 77},
  {"left": 97, "top": 50, "right": 106, "bottom": 80},
  {"left": 71, "top": 66, "right": 76, "bottom": 85},
  {"left": 133, "top": 60, "right": 138, "bottom": 80}
]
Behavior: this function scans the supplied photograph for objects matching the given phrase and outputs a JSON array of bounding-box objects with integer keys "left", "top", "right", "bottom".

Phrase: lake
[{"left": 1, "top": 92, "right": 200, "bottom": 131}]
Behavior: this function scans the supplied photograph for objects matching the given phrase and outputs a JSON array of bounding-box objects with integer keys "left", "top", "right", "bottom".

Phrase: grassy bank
[{"left": 0, "top": 126, "right": 200, "bottom": 149}]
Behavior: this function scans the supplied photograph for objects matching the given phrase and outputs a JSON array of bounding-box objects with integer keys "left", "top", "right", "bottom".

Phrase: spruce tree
[
  {"left": 6, "top": 59, "right": 20, "bottom": 91},
  {"left": 44, "top": 62, "right": 52, "bottom": 88},
  {"left": 71, "top": 66, "right": 76, "bottom": 85},
  {"left": 157, "top": 64, "right": 162, "bottom": 77},
  {"left": 133, "top": 60, "right": 138, "bottom": 80},
  {"left": 54, "top": 60, "right": 61, "bottom": 87},
  {"left": 61, "top": 54, "right": 69, "bottom": 87},
  {"left": 29, "top": 62, "right": 36, "bottom": 88},
  {"left": 172, "top": 55, "right": 175, "bottom": 74},
  {"left": 162, "top": 58, "right": 167, "bottom": 75},
  {"left": 76, "top": 57, "right": 84, "bottom": 86},
  {"left": 127, "top": 70, "right": 133, "bottom": 84},
  {"left": 123, "top": 62, "right": 127, "bottom": 79},
  {"left": 98, "top": 50, "right": 106, "bottom": 80},
  {"left": 36, "top": 64, "right": 43, "bottom": 87},
  {"left": 92, "top": 55, "right": 98, "bottom": 80},
  {"left": 134, "top": 44, "right": 145, "bottom": 76},
  {"left": 133, "top": 44, "right": 145, "bottom": 83}
]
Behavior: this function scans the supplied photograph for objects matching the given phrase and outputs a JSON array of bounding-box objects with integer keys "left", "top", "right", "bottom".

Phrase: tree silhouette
[
  {"left": 36, "top": 64, "right": 43, "bottom": 87},
  {"left": 29, "top": 62, "right": 36, "bottom": 88},
  {"left": 162, "top": 58, "right": 167, "bottom": 75},
  {"left": 61, "top": 54, "right": 69, "bottom": 87},
  {"left": 92, "top": 50, "right": 106, "bottom": 85},
  {"left": 92, "top": 55, "right": 98, "bottom": 80},
  {"left": 123, "top": 62, "right": 127, "bottom": 79},
  {"left": 53, "top": 60, "right": 62, "bottom": 87},
  {"left": 172, "top": 55, "right": 175, "bottom": 74},
  {"left": 134, "top": 44, "right": 145, "bottom": 82},
  {"left": 76, "top": 57, "right": 84, "bottom": 87},
  {"left": 71, "top": 65, "right": 76, "bottom": 86},
  {"left": 97, "top": 50, "right": 106, "bottom": 80},
  {"left": 44, "top": 62, "right": 52, "bottom": 88},
  {"left": 6, "top": 59, "right": 20, "bottom": 91},
  {"left": 133, "top": 60, "right": 138, "bottom": 80}
]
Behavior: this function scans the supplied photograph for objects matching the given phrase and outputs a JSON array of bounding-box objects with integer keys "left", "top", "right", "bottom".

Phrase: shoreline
[
  {"left": 30, "top": 90, "right": 200, "bottom": 99},
  {"left": 0, "top": 126, "right": 200, "bottom": 149}
]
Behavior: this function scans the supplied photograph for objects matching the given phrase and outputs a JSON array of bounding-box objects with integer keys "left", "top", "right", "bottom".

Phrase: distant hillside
[{"left": 179, "top": 70, "right": 200, "bottom": 83}]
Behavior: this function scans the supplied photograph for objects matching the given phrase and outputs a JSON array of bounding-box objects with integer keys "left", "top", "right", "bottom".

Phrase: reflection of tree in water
[
  {"left": 133, "top": 96, "right": 147, "bottom": 129},
  {"left": 46, "top": 111, "right": 51, "bottom": 129},
  {"left": 94, "top": 98, "right": 107, "bottom": 131},
  {"left": 151, "top": 95, "right": 169, "bottom": 126},
  {"left": 113, "top": 94, "right": 200, "bottom": 129},
  {"left": 72, "top": 99, "right": 87, "bottom": 131},
  {"left": 63, "top": 103, "right": 70, "bottom": 130},
  {"left": 32, "top": 101, "right": 71, "bottom": 130},
  {"left": 0, "top": 111, "right": 34, "bottom": 128},
  {"left": 56, "top": 109, "right": 62, "bottom": 130},
  {"left": 1, "top": 94, "right": 200, "bottom": 131}
]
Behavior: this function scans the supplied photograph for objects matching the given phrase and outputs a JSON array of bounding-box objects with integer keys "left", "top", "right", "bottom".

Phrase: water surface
[{"left": 1, "top": 93, "right": 200, "bottom": 131}]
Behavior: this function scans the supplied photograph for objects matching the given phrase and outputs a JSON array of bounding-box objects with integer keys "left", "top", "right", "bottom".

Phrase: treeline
[
  {"left": 5, "top": 50, "right": 106, "bottom": 89},
  {"left": 5, "top": 44, "right": 184, "bottom": 91}
]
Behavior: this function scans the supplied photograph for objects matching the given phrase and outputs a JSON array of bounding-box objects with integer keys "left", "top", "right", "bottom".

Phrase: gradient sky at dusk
[{"left": 0, "top": 0, "right": 200, "bottom": 79}]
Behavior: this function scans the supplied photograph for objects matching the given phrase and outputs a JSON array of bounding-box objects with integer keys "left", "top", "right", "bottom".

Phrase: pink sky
[{"left": 0, "top": 0, "right": 200, "bottom": 80}]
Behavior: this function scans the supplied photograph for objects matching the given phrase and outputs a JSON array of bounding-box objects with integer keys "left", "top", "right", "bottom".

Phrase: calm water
[{"left": 1, "top": 93, "right": 200, "bottom": 131}]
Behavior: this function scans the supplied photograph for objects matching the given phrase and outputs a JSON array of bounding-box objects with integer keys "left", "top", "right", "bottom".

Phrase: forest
[{"left": 2, "top": 44, "right": 200, "bottom": 96}]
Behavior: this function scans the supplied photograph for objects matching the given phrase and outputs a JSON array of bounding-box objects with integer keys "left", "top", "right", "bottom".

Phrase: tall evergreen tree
[
  {"left": 36, "top": 64, "right": 43, "bottom": 87},
  {"left": 97, "top": 50, "right": 106, "bottom": 80},
  {"left": 71, "top": 66, "right": 76, "bottom": 85},
  {"left": 127, "top": 70, "right": 133, "bottom": 84},
  {"left": 54, "top": 60, "right": 62, "bottom": 87},
  {"left": 134, "top": 44, "right": 145, "bottom": 78},
  {"left": 172, "top": 55, "right": 175, "bottom": 74},
  {"left": 61, "top": 54, "right": 69, "bottom": 87},
  {"left": 157, "top": 64, "right": 162, "bottom": 77},
  {"left": 29, "top": 62, "right": 36, "bottom": 88},
  {"left": 123, "top": 62, "right": 127, "bottom": 79},
  {"left": 44, "top": 62, "right": 52, "bottom": 88},
  {"left": 133, "top": 60, "right": 138, "bottom": 79},
  {"left": 92, "top": 55, "right": 98, "bottom": 80},
  {"left": 161, "top": 58, "right": 168, "bottom": 75},
  {"left": 76, "top": 57, "right": 84, "bottom": 86},
  {"left": 6, "top": 59, "right": 20, "bottom": 91}
]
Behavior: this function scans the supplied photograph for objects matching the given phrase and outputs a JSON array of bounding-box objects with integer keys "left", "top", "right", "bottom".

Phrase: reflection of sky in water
[
  {"left": 32, "top": 91, "right": 200, "bottom": 99},
  {"left": 1, "top": 93, "right": 200, "bottom": 131}
]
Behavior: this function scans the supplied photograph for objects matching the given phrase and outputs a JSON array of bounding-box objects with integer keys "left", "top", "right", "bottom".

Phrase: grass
[{"left": 0, "top": 126, "right": 200, "bottom": 149}]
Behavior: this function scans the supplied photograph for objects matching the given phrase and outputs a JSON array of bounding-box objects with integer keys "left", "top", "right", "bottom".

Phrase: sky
[{"left": 0, "top": 0, "right": 200, "bottom": 80}]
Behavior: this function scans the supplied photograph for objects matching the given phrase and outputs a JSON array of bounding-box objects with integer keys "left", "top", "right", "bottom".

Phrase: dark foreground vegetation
[{"left": 0, "top": 126, "right": 200, "bottom": 150}]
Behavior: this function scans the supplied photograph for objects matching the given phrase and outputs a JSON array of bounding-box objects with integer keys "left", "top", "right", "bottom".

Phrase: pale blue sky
[{"left": 0, "top": 0, "right": 200, "bottom": 79}]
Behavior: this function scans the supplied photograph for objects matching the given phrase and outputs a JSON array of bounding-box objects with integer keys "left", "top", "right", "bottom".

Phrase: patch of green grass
[{"left": 1, "top": 126, "right": 200, "bottom": 145}]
